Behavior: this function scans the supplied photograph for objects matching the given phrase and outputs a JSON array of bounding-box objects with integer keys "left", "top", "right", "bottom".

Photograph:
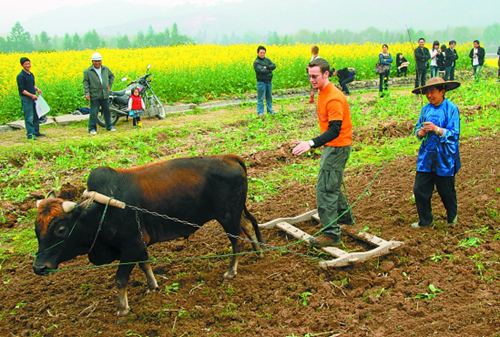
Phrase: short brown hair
[
  {"left": 311, "top": 45, "right": 319, "bottom": 54},
  {"left": 308, "top": 58, "right": 330, "bottom": 75}
]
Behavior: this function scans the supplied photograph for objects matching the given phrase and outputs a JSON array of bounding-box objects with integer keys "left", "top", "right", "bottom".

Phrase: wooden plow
[{"left": 258, "top": 210, "right": 403, "bottom": 269}]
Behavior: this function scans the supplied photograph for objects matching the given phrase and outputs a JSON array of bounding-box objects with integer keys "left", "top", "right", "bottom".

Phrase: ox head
[{"left": 33, "top": 191, "right": 90, "bottom": 275}]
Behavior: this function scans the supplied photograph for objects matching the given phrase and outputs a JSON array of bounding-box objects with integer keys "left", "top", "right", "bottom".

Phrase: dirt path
[{"left": 0, "top": 135, "right": 498, "bottom": 337}]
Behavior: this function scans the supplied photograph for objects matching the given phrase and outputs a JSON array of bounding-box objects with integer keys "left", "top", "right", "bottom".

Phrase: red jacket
[{"left": 129, "top": 94, "right": 144, "bottom": 110}]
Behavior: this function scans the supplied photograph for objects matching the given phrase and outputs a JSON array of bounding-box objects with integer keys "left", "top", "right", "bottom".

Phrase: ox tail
[{"left": 243, "top": 206, "right": 264, "bottom": 244}]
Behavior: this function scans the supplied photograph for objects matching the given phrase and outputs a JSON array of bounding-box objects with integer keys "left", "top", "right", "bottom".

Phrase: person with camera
[{"left": 410, "top": 77, "right": 461, "bottom": 229}]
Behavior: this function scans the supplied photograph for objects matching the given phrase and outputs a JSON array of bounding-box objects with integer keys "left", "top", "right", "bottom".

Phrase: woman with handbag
[{"left": 378, "top": 44, "right": 393, "bottom": 97}]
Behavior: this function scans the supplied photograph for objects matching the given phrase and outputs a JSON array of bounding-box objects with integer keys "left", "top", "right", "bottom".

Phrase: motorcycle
[{"left": 97, "top": 65, "right": 166, "bottom": 127}]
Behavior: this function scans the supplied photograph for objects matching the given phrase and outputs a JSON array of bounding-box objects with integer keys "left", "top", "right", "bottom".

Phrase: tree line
[
  {"left": 0, "top": 22, "right": 192, "bottom": 52},
  {"left": 1, "top": 21, "right": 498, "bottom": 53}
]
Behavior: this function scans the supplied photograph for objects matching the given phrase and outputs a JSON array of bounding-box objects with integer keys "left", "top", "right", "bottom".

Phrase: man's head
[
  {"left": 418, "top": 38, "right": 425, "bottom": 47},
  {"left": 311, "top": 45, "right": 319, "bottom": 56},
  {"left": 20, "top": 57, "right": 31, "bottom": 72},
  {"left": 473, "top": 40, "right": 480, "bottom": 48},
  {"left": 257, "top": 45, "right": 266, "bottom": 59},
  {"left": 308, "top": 58, "right": 331, "bottom": 90},
  {"left": 91, "top": 52, "right": 102, "bottom": 69},
  {"left": 382, "top": 44, "right": 388, "bottom": 53},
  {"left": 449, "top": 40, "right": 456, "bottom": 48}
]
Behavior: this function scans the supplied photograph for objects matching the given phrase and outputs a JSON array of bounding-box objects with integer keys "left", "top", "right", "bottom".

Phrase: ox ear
[
  {"left": 62, "top": 201, "right": 77, "bottom": 213},
  {"left": 47, "top": 190, "right": 57, "bottom": 199}
]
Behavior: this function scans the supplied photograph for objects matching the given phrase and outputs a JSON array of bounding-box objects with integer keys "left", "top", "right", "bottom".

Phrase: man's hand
[
  {"left": 292, "top": 141, "right": 311, "bottom": 156},
  {"left": 31, "top": 94, "right": 38, "bottom": 101},
  {"left": 85, "top": 94, "right": 90, "bottom": 101},
  {"left": 35, "top": 87, "right": 42, "bottom": 95}
]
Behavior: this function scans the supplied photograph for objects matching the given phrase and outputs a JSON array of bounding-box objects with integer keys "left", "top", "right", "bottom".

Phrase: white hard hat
[{"left": 91, "top": 52, "right": 102, "bottom": 61}]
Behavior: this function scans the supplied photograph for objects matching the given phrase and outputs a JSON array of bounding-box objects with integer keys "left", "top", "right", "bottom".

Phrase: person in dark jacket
[
  {"left": 445, "top": 40, "right": 459, "bottom": 81},
  {"left": 253, "top": 45, "right": 276, "bottom": 116},
  {"left": 396, "top": 53, "right": 409, "bottom": 77},
  {"left": 497, "top": 46, "right": 500, "bottom": 81},
  {"left": 333, "top": 67, "right": 355, "bottom": 95},
  {"left": 468, "top": 40, "right": 485, "bottom": 81},
  {"left": 16, "top": 57, "right": 45, "bottom": 140},
  {"left": 414, "top": 38, "right": 431, "bottom": 88},
  {"left": 83, "top": 52, "right": 115, "bottom": 134},
  {"left": 437, "top": 44, "right": 447, "bottom": 76},
  {"left": 378, "top": 44, "right": 393, "bottom": 97}
]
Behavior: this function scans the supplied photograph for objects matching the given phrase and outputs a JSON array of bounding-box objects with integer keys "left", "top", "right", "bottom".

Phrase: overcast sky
[{"left": 1, "top": 0, "right": 498, "bottom": 37}]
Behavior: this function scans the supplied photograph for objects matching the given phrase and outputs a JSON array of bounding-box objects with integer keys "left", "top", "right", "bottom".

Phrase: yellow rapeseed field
[{"left": 0, "top": 43, "right": 478, "bottom": 122}]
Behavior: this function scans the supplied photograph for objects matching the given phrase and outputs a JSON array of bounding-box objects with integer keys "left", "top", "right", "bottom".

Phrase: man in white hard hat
[{"left": 83, "top": 52, "right": 115, "bottom": 134}]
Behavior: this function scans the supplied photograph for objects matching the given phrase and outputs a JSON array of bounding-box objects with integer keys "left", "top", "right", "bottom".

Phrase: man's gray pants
[{"left": 316, "top": 146, "right": 352, "bottom": 237}]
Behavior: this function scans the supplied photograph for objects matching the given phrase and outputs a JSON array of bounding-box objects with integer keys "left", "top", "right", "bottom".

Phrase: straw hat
[{"left": 412, "top": 77, "right": 460, "bottom": 95}]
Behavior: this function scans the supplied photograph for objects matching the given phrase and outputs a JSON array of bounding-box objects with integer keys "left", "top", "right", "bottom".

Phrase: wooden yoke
[{"left": 82, "top": 190, "right": 126, "bottom": 209}]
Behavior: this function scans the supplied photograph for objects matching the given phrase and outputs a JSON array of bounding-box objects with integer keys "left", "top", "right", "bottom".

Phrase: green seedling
[
  {"left": 414, "top": 284, "right": 443, "bottom": 300},
  {"left": 430, "top": 252, "right": 455, "bottom": 262},
  {"left": 164, "top": 282, "right": 180, "bottom": 294},
  {"left": 299, "top": 291, "right": 312, "bottom": 306},
  {"left": 458, "top": 237, "right": 482, "bottom": 248}
]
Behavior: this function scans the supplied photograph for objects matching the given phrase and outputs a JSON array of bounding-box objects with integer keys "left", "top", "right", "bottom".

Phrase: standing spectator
[
  {"left": 309, "top": 45, "right": 321, "bottom": 103},
  {"left": 430, "top": 41, "right": 440, "bottom": 78},
  {"left": 414, "top": 38, "right": 431, "bottom": 88},
  {"left": 333, "top": 67, "right": 355, "bottom": 96},
  {"left": 16, "top": 57, "right": 45, "bottom": 140},
  {"left": 437, "top": 44, "right": 448, "bottom": 77},
  {"left": 445, "top": 40, "right": 459, "bottom": 81},
  {"left": 396, "top": 53, "right": 410, "bottom": 77},
  {"left": 469, "top": 40, "right": 485, "bottom": 81},
  {"left": 253, "top": 45, "right": 276, "bottom": 116},
  {"left": 292, "top": 58, "right": 353, "bottom": 246},
  {"left": 378, "top": 44, "right": 393, "bottom": 97},
  {"left": 83, "top": 52, "right": 115, "bottom": 135},
  {"left": 410, "top": 77, "right": 461, "bottom": 229},
  {"left": 497, "top": 46, "right": 500, "bottom": 81}
]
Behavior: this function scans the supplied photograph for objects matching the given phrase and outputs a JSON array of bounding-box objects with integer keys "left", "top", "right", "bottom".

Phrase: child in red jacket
[{"left": 128, "top": 87, "right": 145, "bottom": 127}]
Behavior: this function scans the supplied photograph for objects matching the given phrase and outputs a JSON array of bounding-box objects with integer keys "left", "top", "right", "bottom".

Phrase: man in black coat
[
  {"left": 414, "top": 38, "right": 430, "bottom": 88},
  {"left": 253, "top": 45, "right": 276, "bottom": 116},
  {"left": 469, "top": 40, "right": 486, "bottom": 81},
  {"left": 445, "top": 40, "right": 459, "bottom": 81}
]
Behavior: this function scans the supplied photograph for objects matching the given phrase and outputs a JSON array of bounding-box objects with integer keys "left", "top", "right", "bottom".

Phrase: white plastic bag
[{"left": 35, "top": 95, "right": 50, "bottom": 118}]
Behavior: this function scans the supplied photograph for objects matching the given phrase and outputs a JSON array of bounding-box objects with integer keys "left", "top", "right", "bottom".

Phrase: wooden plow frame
[{"left": 259, "top": 210, "right": 403, "bottom": 269}]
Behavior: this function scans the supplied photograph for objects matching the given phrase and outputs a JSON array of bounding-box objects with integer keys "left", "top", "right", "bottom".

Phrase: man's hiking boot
[{"left": 309, "top": 234, "right": 341, "bottom": 248}]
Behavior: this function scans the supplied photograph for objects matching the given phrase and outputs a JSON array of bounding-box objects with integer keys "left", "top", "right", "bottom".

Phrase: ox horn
[
  {"left": 62, "top": 201, "right": 77, "bottom": 213},
  {"left": 36, "top": 199, "right": 43, "bottom": 208}
]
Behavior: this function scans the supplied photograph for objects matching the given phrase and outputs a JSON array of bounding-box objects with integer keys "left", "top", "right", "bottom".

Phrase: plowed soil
[{"left": 0, "top": 136, "right": 498, "bottom": 337}]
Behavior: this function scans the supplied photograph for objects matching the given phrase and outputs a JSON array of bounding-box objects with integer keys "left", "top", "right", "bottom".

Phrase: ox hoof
[
  {"left": 223, "top": 271, "right": 237, "bottom": 279},
  {"left": 117, "top": 307, "right": 130, "bottom": 316}
]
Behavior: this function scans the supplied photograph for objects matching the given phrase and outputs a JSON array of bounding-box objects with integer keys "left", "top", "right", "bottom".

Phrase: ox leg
[
  {"left": 224, "top": 234, "right": 242, "bottom": 279},
  {"left": 240, "top": 215, "right": 263, "bottom": 255},
  {"left": 139, "top": 262, "right": 158, "bottom": 291},
  {"left": 115, "top": 264, "right": 134, "bottom": 316}
]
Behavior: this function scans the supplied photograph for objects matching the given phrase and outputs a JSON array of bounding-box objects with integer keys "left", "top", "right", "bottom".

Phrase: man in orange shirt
[{"left": 292, "top": 58, "right": 353, "bottom": 247}]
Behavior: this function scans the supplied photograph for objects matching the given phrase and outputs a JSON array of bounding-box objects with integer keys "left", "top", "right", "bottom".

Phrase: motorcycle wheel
[
  {"left": 149, "top": 96, "right": 166, "bottom": 119},
  {"left": 96, "top": 107, "right": 120, "bottom": 127}
]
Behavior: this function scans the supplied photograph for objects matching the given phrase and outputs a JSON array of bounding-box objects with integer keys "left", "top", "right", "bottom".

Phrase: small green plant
[
  {"left": 299, "top": 291, "right": 312, "bottom": 306},
  {"left": 414, "top": 284, "right": 443, "bottom": 300},
  {"left": 177, "top": 308, "right": 190, "bottom": 318},
  {"left": 430, "top": 252, "right": 455, "bottom": 262},
  {"left": 458, "top": 237, "right": 482, "bottom": 248},
  {"left": 164, "top": 282, "right": 180, "bottom": 294}
]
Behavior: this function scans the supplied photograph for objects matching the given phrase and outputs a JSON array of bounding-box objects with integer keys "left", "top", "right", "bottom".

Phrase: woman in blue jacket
[
  {"left": 411, "top": 77, "right": 461, "bottom": 229},
  {"left": 378, "top": 44, "right": 393, "bottom": 97}
]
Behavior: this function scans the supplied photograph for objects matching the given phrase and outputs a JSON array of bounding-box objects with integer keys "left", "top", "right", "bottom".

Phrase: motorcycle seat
[{"left": 111, "top": 90, "right": 128, "bottom": 96}]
